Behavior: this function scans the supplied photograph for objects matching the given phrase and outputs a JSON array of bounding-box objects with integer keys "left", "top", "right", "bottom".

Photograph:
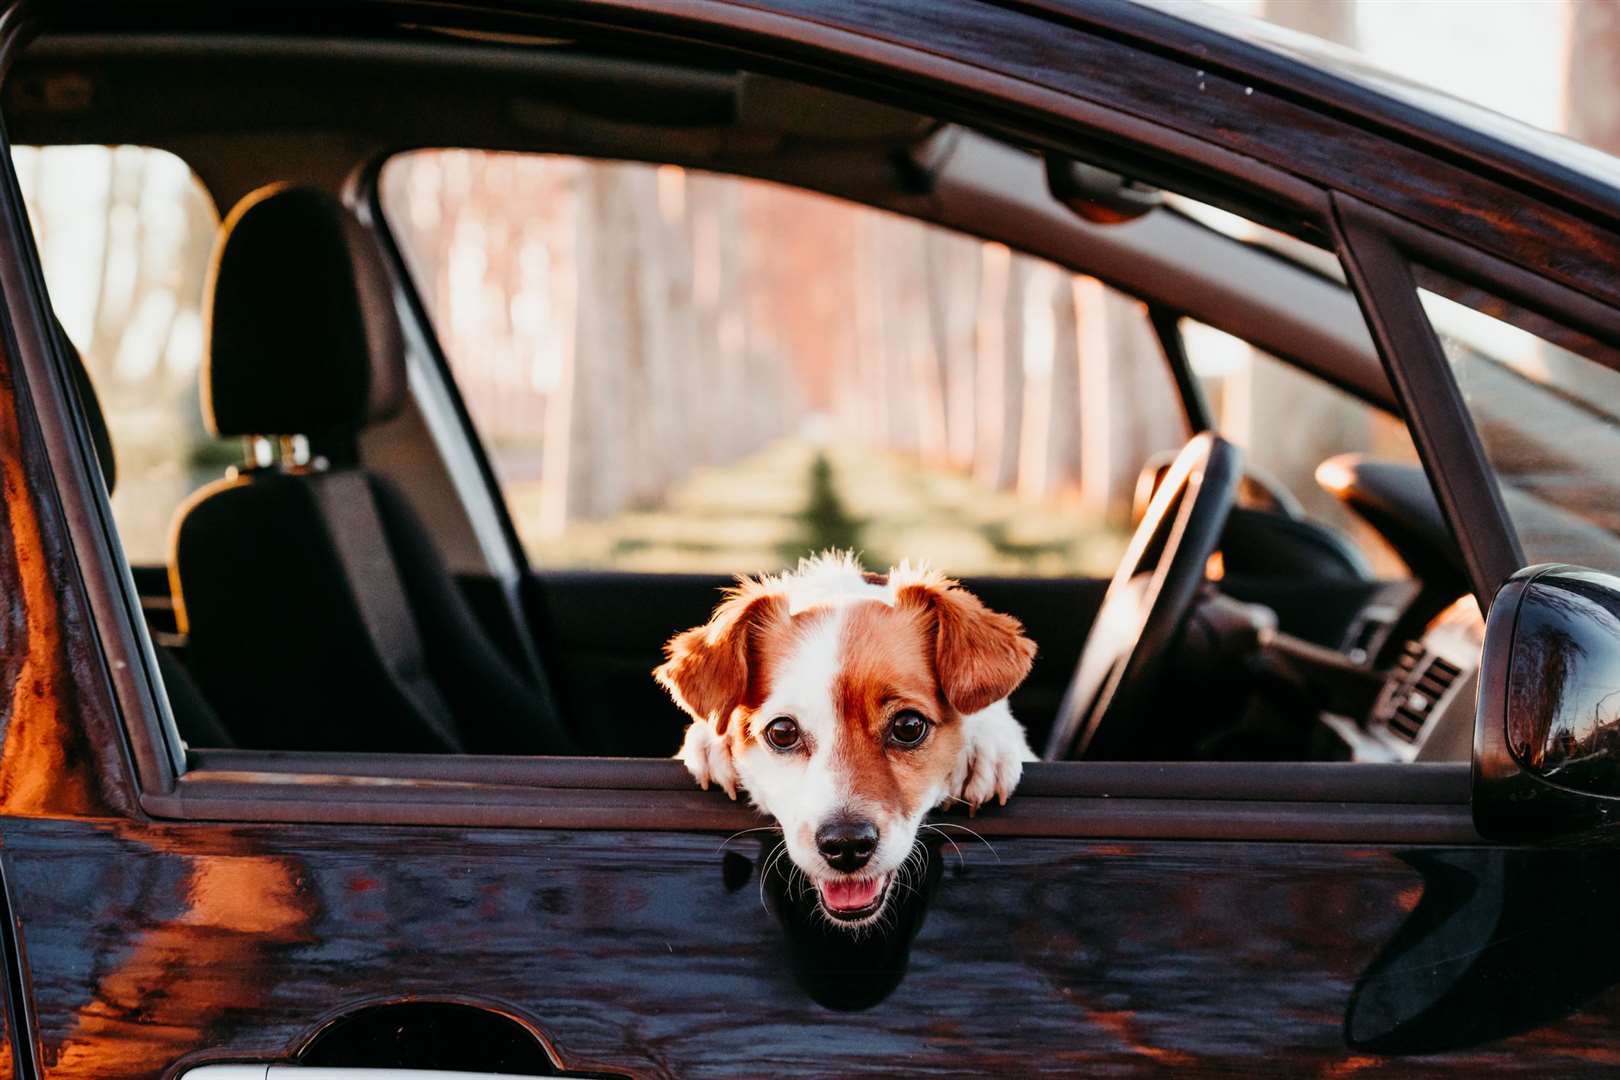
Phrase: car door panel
[{"left": 5, "top": 815, "right": 1620, "bottom": 1078}]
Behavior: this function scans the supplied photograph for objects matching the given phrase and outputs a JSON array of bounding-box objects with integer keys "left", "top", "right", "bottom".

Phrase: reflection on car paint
[
  {"left": 1349, "top": 848, "right": 1620, "bottom": 1061},
  {"left": 0, "top": 336, "right": 128, "bottom": 820},
  {"left": 7, "top": 819, "right": 1620, "bottom": 1076}
]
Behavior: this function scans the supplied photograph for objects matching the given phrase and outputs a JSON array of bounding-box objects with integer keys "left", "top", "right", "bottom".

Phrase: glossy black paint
[
  {"left": 8, "top": 817, "right": 1620, "bottom": 1077},
  {"left": 1504, "top": 569, "right": 1620, "bottom": 790},
  {"left": 1348, "top": 847, "right": 1620, "bottom": 1056},
  {"left": 1475, "top": 566, "right": 1620, "bottom": 840}
]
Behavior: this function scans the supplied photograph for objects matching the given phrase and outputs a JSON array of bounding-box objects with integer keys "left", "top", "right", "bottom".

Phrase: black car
[{"left": 2, "top": 1, "right": 1620, "bottom": 1076}]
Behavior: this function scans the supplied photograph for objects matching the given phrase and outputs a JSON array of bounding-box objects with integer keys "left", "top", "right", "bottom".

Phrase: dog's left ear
[
  {"left": 899, "top": 579, "right": 1036, "bottom": 715},
  {"left": 654, "top": 586, "right": 785, "bottom": 734}
]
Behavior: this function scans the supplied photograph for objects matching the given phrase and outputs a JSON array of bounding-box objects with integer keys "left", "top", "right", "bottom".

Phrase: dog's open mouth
[{"left": 816, "top": 873, "right": 892, "bottom": 922}]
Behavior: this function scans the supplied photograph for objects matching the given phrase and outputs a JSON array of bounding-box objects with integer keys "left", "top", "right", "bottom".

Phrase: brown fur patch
[
  {"left": 832, "top": 602, "right": 965, "bottom": 821},
  {"left": 653, "top": 585, "right": 789, "bottom": 734},
  {"left": 726, "top": 607, "right": 832, "bottom": 755},
  {"left": 896, "top": 579, "right": 1036, "bottom": 715}
]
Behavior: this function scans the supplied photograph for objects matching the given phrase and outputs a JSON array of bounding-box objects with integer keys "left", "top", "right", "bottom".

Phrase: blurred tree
[
  {"left": 1265, "top": 0, "right": 1357, "bottom": 44},
  {"left": 1076, "top": 281, "right": 1182, "bottom": 521},
  {"left": 1565, "top": 0, "right": 1620, "bottom": 154},
  {"left": 1236, "top": 0, "right": 1369, "bottom": 512},
  {"left": 974, "top": 247, "right": 1026, "bottom": 492},
  {"left": 784, "top": 453, "right": 865, "bottom": 563}
]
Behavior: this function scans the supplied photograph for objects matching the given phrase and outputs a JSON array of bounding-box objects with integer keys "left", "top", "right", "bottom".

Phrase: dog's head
[{"left": 656, "top": 554, "right": 1034, "bottom": 928}]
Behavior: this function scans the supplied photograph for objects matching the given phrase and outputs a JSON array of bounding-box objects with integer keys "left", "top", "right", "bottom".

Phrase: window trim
[
  {"left": 144, "top": 753, "right": 1479, "bottom": 843},
  {"left": 1332, "top": 195, "right": 1526, "bottom": 614},
  {"left": 354, "top": 158, "right": 535, "bottom": 589},
  {"left": 1354, "top": 196, "right": 1620, "bottom": 370}
]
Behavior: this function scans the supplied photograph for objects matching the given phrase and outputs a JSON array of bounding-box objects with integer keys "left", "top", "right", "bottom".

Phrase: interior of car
[{"left": 6, "top": 26, "right": 1510, "bottom": 771}]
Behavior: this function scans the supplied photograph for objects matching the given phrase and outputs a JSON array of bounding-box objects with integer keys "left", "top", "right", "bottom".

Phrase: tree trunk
[
  {"left": 1265, "top": 0, "right": 1357, "bottom": 42},
  {"left": 925, "top": 228, "right": 981, "bottom": 469}
]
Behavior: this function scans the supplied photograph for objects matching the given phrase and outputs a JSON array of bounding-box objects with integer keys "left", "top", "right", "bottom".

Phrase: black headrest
[
  {"left": 203, "top": 184, "right": 405, "bottom": 441},
  {"left": 60, "top": 324, "right": 117, "bottom": 495}
]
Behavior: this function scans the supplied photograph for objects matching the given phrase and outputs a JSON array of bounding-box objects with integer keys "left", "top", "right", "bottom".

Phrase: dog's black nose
[{"left": 816, "top": 819, "right": 878, "bottom": 872}]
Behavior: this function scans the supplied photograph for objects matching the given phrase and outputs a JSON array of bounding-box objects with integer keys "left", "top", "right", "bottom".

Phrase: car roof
[{"left": 1077, "top": 0, "right": 1620, "bottom": 222}]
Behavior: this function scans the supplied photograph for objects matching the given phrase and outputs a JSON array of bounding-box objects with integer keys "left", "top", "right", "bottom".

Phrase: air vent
[{"left": 1378, "top": 642, "right": 1462, "bottom": 744}]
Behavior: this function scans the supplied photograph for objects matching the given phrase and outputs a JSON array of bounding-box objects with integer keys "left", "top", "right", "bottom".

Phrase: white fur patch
[
  {"left": 672, "top": 550, "right": 1035, "bottom": 930},
  {"left": 782, "top": 551, "right": 894, "bottom": 615},
  {"left": 733, "top": 608, "right": 853, "bottom": 875},
  {"left": 945, "top": 698, "right": 1037, "bottom": 810}
]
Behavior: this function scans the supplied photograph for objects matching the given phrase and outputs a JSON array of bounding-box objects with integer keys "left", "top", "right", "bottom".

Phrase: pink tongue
[{"left": 820, "top": 877, "right": 882, "bottom": 911}]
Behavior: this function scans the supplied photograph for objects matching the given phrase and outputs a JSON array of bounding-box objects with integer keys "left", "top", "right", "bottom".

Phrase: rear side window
[
  {"left": 14, "top": 144, "right": 225, "bottom": 564},
  {"left": 380, "top": 150, "right": 1185, "bottom": 578}
]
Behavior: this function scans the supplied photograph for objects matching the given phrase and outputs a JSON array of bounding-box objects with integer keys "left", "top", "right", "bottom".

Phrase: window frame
[
  {"left": 0, "top": 3, "right": 1565, "bottom": 847},
  {"left": 1327, "top": 195, "right": 1615, "bottom": 610}
]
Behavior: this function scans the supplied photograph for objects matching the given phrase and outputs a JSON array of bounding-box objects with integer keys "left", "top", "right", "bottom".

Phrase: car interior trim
[{"left": 1147, "top": 305, "right": 1211, "bottom": 433}]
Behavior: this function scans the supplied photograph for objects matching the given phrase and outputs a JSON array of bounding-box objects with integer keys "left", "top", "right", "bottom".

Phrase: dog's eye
[
  {"left": 762, "top": 717, "right": 802, "bottom": 751},
  {"left": 889, "top": 711, "right": 930, "bottom": 748}
]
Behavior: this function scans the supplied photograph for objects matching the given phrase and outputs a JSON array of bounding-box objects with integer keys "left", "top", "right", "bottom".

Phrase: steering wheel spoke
[{"left": 1045, "top": 433, "right": 1243, "bottom": 760}]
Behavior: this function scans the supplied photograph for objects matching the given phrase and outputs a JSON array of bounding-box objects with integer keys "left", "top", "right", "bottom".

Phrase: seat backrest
[{"left": 170, "top": 184, "right": 470, "bottom": 753}]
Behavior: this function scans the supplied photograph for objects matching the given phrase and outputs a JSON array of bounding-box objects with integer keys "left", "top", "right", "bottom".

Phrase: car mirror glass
[{"left": 1498, "top": 566, "right": 1620, "bottom": 796}]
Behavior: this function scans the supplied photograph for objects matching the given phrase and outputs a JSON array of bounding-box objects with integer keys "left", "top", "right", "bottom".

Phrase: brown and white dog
[{"left": 655, "top": 553, "right": 1036, "bottom": 930}]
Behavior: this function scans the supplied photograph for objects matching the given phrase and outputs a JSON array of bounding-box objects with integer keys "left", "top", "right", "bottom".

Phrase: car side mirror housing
[{"left": 1475, "top": 564, "right": 1620, "bottom": 840}]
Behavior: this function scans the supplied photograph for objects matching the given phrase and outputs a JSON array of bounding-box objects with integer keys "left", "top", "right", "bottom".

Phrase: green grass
[{"left": 517, "top": 437, "right": 1128, "bottom": 577}]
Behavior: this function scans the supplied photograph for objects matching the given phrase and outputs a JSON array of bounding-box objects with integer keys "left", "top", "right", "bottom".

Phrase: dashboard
[{"left": 1323, "top": 593, "right": 1483, "bottom": 764}]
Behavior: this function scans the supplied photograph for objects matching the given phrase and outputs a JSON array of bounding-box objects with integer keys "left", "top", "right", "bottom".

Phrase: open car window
[
  {"left": 380, "top": 151, "right": 1186, "bottom": 578},
  {"left": 14, "top": 144, "right": 224, "bottom": 565}
]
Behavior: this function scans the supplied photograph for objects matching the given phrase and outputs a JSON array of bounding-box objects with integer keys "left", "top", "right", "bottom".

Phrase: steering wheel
[{"left": 1045, "top": 432, "right": 1242, "bottom": 760}]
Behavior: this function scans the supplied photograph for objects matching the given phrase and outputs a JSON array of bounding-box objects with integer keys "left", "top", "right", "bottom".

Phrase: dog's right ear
[{"left": 654, "top": 585, "right": 785, "bottom": 734}]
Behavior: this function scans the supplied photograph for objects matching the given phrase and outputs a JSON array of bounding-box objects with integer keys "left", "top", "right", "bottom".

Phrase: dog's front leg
[
  {"left": 678, "top": 721, "right": 740, "bottom": 799},
  {"left": 945, "top": 699, "right": 1036, "bottom": 811}
]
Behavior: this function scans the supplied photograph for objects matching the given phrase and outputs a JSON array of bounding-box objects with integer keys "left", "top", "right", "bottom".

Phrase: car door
[{"left": 5, "top": 3, "right": 1620, "bottom": 1079}]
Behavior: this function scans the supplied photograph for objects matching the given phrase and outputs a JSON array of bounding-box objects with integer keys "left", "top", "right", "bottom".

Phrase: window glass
[
  {"left": 14, "top": 144, "right": 226, "bottom": 564},
  {"left": 380, "top": 151, "right": 1186, "bottom": 577},
  {"left": 1184, "top": 320, "right": 1419, "bottom": 578},
  {"left": 1418, "top": 272, "right": 1620, "bottom": 572},
  {"left": 1168, "top": 195, "right": 1344, "bottom": 285}
]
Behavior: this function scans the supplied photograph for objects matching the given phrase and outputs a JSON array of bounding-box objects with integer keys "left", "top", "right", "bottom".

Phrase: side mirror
[{"left": 1475, "top": 564, "right": 1620, "bottom": 840}]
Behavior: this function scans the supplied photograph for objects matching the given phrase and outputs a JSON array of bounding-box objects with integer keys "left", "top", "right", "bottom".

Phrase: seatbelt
[{"left": 311, "top": 469, "right": 465, "bottom": 752}]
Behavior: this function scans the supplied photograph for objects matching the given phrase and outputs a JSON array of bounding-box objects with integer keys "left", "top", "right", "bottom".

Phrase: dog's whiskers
[
  {"left": 717, "top": 825, "right": 781, "bottom": 854},
  {"left": 920, "top": 823, "right": 965, "bottom": 867},
  {"left": 924, "top": 820, "right": 1000, "bottom": 864},
  {"left": 759, "top": 839, "right": 792, "bottom": 915}
]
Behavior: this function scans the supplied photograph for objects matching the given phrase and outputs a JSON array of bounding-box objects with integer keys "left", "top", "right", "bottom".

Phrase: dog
[{"left": 655, "top": 552, "right": 1036, "bottom": 929}]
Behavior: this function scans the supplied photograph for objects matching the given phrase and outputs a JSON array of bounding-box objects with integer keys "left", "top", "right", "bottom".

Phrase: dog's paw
[
  {"left": 678, "top": 722, "right": 739, "bottom": 799},
  {"left": 946, "top": 701, "right": 1035, "bottom": 812}
]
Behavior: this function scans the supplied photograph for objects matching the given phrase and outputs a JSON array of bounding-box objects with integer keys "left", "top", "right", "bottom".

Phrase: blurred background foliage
[{"left": 15, "top": 0, "right": 1613, "bottom": 576}]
